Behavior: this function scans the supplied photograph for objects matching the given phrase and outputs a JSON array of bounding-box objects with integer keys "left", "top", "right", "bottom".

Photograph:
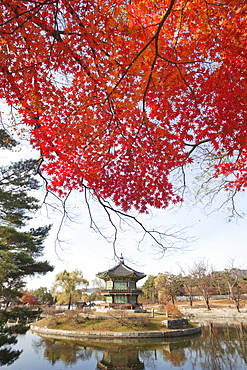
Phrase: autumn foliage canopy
[
  {"left": 0, "top": 0, "right": 246, "bottom": 212},
  {"left": 20, "top": 291, "right": 41, "bottom": 306}
]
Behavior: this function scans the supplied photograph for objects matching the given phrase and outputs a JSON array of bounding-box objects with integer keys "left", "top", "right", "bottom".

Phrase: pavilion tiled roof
[{"left": 96, "top": 255, "right": 146, "bottom": 281}]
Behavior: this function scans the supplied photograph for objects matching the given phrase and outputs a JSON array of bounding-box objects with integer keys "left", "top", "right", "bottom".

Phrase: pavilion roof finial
[{"left": 119, "top": 253, "right": 124, "bottom": 264}]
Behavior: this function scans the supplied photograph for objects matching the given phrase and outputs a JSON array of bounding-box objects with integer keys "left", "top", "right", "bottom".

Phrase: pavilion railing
[
  {"left": 101, "top": 288, "right": 142, "bottom": 294},
  {"left": 101, "top": 302, "right": 143, "bottom": 308}
]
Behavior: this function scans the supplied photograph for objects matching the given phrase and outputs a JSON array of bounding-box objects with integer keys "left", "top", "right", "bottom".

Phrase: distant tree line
[
  {"left": 141, "top": 260, "right": 247, "bottom": 312},
  {"left": 18, "top": 274, "right": 105, "bottom": 311}
]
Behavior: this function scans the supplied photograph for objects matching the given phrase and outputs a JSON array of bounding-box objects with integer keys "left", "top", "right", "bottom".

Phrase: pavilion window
[
  {"left": 129, "top": 296, "right": 137, "bottom": 304},
  {"left": 114, "top": 281, "right": 127, "bottom": 290},
  {"left": 106, "top": 280, "right": 113, "bottom": 289},
  {"left": 129, "top": 281, "right": 136, "bottom": 289}
]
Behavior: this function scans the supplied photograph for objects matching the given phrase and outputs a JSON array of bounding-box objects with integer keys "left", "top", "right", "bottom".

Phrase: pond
[{"left": 2, "top": 323, "right": 247, "bottom": 369}]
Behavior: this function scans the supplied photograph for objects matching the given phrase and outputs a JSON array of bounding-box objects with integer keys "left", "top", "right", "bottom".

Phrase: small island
[{"left": 30, "top": 309, "right": 201, "bottom": 339}]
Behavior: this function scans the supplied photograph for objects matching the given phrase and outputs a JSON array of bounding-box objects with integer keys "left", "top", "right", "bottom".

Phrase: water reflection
[
  {"left": 33, "top": 338, "right": 95, "bottom": 365},
  {"left": 34, "top": 324, "right": 247, "bottom": 370},
  {"left": 0, "top": 326, "right": 28, "bottom": 366},
  {"left": 32, "top": 336, "right": 198, "bottom": 370},
  {"left": 97, "top": 347, "right": 144, "bottom": 370},
  {"left": 0, "top": 346, "right": 22, "bottom": 367},
  {"left": 188, "top": 323, "right": 247, "bottom": 370},
  {"left": 5, "top": 324, "right": 247, "bottom": 369}
]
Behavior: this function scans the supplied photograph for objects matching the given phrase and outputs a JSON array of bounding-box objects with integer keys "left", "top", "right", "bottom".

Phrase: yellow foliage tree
[{"left": 51, "top": 270, "right": 88, "bottom": 310}]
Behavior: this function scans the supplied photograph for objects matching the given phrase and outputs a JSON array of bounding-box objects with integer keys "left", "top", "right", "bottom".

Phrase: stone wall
[
  {"left": 162, "top": 319, "right": 189, "bottom": 329},
  {"left": 30, "top": 324, "right": 201, "bottom": 340}
]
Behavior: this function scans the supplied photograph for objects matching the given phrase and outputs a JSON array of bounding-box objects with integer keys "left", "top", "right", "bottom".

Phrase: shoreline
[
  {"left": 30, "top": 324, "right": 201, "bottom": 340},
  {"left": 180, "top": 307, "right": 247, "bottom": 324}
]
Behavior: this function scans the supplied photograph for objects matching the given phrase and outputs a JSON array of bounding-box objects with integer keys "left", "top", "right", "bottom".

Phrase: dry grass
[
  {"left": 142, "top": 299, "right": 247, "bottom": 311},
  {"left": 35, "top": 311, "right": 174, "bottom": 332},
  {"left": 176, "top": 299, "right": 247, "bottom": 310}
]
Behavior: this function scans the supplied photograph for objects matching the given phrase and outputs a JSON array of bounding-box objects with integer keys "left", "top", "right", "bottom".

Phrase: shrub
[
  {"left": 163, "top": 303, "right": 182, "bottom": 318},
  {"left": 65, "top": 310, "right": 86, "bottom": 324},
  {"left": 131, "top": 316, "right": 150, "bottom": 328}
]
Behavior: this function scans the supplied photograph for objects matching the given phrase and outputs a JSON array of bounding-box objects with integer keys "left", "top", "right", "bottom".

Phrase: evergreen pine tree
[{"left": 0, "top": 128, "right": 54, "bottom": 365}]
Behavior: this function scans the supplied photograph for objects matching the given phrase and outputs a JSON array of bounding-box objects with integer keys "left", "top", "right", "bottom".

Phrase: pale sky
[
  {"left": 26, "top": 192, "right": 246, "bottom": 290},
  {"left": 1, "top": 105, "right": 247, "bottom": 290}
]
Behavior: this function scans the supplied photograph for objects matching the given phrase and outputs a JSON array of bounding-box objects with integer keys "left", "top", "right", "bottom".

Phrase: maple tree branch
[
  {"left": 81, "top": 183, "right": 189, "bottom": 255},
  {"left": 65, "top": 2, "right": 102, "bottom": 71},
  {"left": 155, "top": 0, "right": 176, "bottom": 42},
  {"left": 3, "top": 1, "right": 94, "bottom": 83},
  {"left": 105, "top": 0, "right": 176, "bottom": 101},
  {"left": 179, "top": 165, "right": 187, "bottom": 200},
  {"left": 142, "top": 54, "right": 158, "bottom": 113},
  {"left": 97, "top": 199, "right": 163, "bottom": 249},
  {"left": 175, "top": 63, "right": 197, "bottom": 99},
  {"left": 35, "top": 156, "right": 78, "bottom": 255},
  {"left": 184, "top": 144, "right": 245, "bottom": 219},
  {"left": 197, "top": 179, "right": 244, "bottom": 219},
  {"left": 36, "top": 158, "right": 67, "bottom": 212},
  {"left": 0, "top": 0, "right": 55, "bottom": 34},
  {"left": 185, "top": 138, "right": 212, "bottom": 155},
  {"left": 84, "top": 185, "right": 115, "bottom": 247}
]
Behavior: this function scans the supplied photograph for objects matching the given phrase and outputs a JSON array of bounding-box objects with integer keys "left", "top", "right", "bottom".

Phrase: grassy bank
[{"left": 35, "top": 311, "right": 176, "bottom": 332}]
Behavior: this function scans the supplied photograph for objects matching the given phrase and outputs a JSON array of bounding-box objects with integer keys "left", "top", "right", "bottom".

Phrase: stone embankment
[
  {"left": 30, "top": 324, "right": 201, "bottom": 340},
  {"left": 181, "top": 307, "right": 247, "bottom": 324}
]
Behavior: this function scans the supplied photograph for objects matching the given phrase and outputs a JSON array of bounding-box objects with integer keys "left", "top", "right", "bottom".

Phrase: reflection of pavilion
[{"left": 97, "top": 348, "right": 145, "bottom": 370}]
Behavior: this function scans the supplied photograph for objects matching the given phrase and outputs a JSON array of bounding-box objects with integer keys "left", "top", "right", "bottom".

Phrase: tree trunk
[
  {"left": 189, "top": 295, "right": 193, "bottom": 307},
  {"left": 151, "top": 286, "right": 156, "bottom": 304},
  {"left": 68, "top": 295, "right": 72, "bottom": 310},
  {"left": 233, "top": 297, "right": 241, "bottom": 313},
  {"left": 205, "top": 297, "right": 211, "bottom": 310}
]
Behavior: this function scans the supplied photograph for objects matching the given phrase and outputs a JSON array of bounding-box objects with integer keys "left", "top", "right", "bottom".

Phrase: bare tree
[
  {"left": 221, "top": 260, "right": 247, "bottom": 312},
  {"left": 180, "top": 272, "right": 197, "bottom": 307},
  {"left": 191, "top": 260, "right": 214, "bottom": 310}
]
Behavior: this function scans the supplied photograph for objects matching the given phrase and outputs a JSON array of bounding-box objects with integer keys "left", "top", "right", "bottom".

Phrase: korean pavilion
[{"left": 96, "top": 254, "right": 146, "bottom": 309}]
